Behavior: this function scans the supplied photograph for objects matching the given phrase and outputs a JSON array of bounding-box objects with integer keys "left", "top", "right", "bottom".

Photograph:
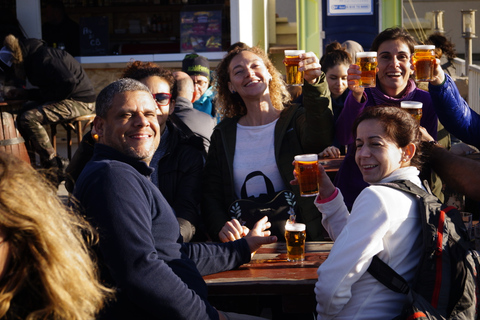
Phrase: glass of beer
[
  {"left": 284, "top": 50, "right": 305, "bottom": 86},
  {"left": 294, "top": 154, "right": 319, "bottom": 197},
  {"left": 356, "top": 52, "right": 377, "bottom": 88},
  {"left": 285, "top": 222, "right": 306, "bottom": 262},
  {"left": 413, "top": 45, "right": 435, "bottom": 82},
  {"left": 400, "top": 101, "right": 423, "bottom": 123}
]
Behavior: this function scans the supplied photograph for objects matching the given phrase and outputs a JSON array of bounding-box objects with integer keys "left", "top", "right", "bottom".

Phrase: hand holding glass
[
  {"left": 413, "top": 45, "right": 435, "bottom": 81},
  {"left": 356, "top": 52, "right": 377, "bottom": 88},
  {"left": 294, "top": 154, "right": 319, "bottom": 197}
]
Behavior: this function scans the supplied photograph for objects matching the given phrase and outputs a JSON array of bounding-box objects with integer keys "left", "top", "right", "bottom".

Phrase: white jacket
[{"left": 315, "top": 167, "right": 424, "bottom": 320}]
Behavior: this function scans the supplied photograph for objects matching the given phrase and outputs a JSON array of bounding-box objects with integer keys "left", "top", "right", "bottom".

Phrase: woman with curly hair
[
  {"left": 0, "top": 152, "right": 112, "bottom": 319},
  {"left": 202, "top": 43, "right": 334, "bottom": 242}
]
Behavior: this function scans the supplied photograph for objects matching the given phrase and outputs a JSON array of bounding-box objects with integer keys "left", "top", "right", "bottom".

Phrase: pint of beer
[
  {"left": 356, "top": 52, "right": 377, "bottom": 88},
  {"left": 400, "top": 101, "right": 423, "bottom": 123},
  {"left": 413, "top": 45, "right": 435, "bottom": 81},
  {"left": 294, "top": 154, "right": 319, "bottom": 197},
  {"left": 285, "top": 222, "right": 306, "bottom": 261},
  {"left": 284, "top": 50, "right": 305, "bottom": 86}
]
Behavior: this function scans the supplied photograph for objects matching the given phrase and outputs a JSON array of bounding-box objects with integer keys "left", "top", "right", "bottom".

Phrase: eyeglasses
[{"left": 153, "top": 93, "right": 172, "bottom": 106}]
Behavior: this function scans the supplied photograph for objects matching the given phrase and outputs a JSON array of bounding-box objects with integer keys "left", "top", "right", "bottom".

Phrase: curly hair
[
  {"left": 426, "top": 33, "right": 456, "bottom": 60},
  {"left": 0, "top": 152, "right": 113, "bottom": 319},
  {"left": 214, "top": 45, "right": 291, "bottom": 119},
  {"left": 122, "top": 60, "right": 176, "bottom": 98},
  {"left": 352, "top": 105, "right": 423, "bottom": 169}
]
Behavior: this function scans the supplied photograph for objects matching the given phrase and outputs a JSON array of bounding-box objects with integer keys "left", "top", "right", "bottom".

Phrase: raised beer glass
[
  {"left": 356, "top": 52, "right": 377, "bottom": 88},
  {"left": 284, "top": 50, "right": 305, "bottom": 86},
  {"left": 294, "top": 154, "right": 319, "bottom": 197},
  {"left": 413, "top": 45, "right": 435, "bottom": 82}
]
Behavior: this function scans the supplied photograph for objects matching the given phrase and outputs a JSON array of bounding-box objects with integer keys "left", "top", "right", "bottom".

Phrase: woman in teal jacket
[{"left": 201, "top": 44, "right": 334, "bottom": 242}]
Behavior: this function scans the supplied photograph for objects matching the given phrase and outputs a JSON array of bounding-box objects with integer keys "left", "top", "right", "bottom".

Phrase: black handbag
[{"left": 228, "top": 171, "right": 297, "bottom": 239}]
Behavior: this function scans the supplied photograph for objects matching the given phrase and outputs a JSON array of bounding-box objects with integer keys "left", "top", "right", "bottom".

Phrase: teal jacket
[{"left": 201, "top": 75, "right": 333, "bottom": 241}]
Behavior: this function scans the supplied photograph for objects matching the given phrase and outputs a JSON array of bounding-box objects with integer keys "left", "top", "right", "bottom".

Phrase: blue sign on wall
[{"left": 328, "top": 0, "right": 373, "bottom": 16}]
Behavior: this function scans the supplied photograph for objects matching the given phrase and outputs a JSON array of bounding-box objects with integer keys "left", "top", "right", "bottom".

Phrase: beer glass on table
[
  {"left": 294, "top": 154, "right": 319, "bottom": 197},
  {"left": 413, "top": 45, "right": 435, "bottom": 82},
  {"left": 285, "top": 222, "right": 306, "bottom": 262},
  {"left": 400, "top": 101, "right": 423, "bottom": 123},
  {"left": 356, "top": 52, "right": 377, "bottom": 88},
  {"left": 284, "top": 50, "right": 305, "bottom": 86}
]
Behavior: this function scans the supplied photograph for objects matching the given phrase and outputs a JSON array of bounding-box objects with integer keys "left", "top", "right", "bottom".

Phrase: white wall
[{"left": 276, "top": 0, "right": 297, "bottom": 22}]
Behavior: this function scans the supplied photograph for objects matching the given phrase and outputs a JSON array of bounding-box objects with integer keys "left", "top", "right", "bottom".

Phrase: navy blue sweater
[{"left": 74, "top": 144, "right": 251, "bottom": 319}]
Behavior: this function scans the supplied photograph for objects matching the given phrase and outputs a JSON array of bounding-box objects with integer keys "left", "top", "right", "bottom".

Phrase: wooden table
[{"left": 203, "top": 241, "right": 333, "bottom": 317}]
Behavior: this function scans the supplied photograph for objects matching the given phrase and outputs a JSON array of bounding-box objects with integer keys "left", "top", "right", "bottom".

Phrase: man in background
[
  {"left": 182, "top": 53, "right": 217, "bottom": 119},
  {"left": 173, "top": 70, "right": 215, "bottom": 151}
]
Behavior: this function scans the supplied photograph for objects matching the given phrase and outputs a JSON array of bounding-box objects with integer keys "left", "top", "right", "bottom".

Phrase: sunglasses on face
[{"left": 153, "top": 93, "right": 172, "bottom": 106}]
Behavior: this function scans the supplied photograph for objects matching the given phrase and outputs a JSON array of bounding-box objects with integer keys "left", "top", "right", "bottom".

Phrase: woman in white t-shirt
[{"left": 201, "top": 44, "right": 334, "bottom": 242}]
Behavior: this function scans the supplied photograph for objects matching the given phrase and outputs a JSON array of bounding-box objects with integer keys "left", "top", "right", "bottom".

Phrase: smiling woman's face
[
  {"left": 354, "top": 119, "right": 405, "bottom": 183},
  {"left": 376, "top": 39, "right": 413, "bottom": 98},
  {"left": 227, "top": 51, "right": 271, "bottom": 100}
]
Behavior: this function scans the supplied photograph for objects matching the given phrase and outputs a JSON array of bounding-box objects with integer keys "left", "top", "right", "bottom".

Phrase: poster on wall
[
  {"left": 180, "top": 10, "right": 222, "bottom": 53},
  {"left": 327, "top": 0, "right": 373, "bottom": 16}
]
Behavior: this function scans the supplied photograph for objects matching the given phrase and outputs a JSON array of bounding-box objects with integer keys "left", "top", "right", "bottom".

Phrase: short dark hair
[
  {"left": 352, "top": 105, "right": 423, "bottom": 169},
  {"left": 370, "top": 27, "right": 417, "bottom": 54},
  {"left": 95, "top": 78, "right": 151, "bottom": 118}
]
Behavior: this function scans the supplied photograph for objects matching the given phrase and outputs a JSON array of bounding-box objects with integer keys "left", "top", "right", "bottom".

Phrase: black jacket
[{"left": 20, "top": 38, "right": 95, "bottom": 103}]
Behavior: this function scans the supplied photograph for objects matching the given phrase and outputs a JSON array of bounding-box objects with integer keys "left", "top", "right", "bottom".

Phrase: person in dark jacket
[
  {"left": 0, "top": 34, "right": 95, "bottom": 176},
  {"left": 66, "top": 61, "right": 206, "bottom": 242},
  {"left": 74, "top": 77, "right": 275, "bottom": 319},
  {"left": 172, "top": 70, "right": 216, "bottom": 152}
]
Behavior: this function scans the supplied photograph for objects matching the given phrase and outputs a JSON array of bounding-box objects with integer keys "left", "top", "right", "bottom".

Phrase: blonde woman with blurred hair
[{"left": 0, "top": 152, "right": 112, "bottom": 319}]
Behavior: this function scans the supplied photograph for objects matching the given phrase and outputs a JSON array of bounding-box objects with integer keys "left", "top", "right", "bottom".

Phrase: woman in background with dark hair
[
  {"left": 319, "top": 41, "right": 353, "bottom": 157},
  {"left": 335, "top": 27, "right": 440, "bottom": 209}
]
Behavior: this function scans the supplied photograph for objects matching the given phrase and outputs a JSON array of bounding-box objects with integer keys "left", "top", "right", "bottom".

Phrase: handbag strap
[
  {"left": 368, "top": 256, "right": 410, "bottom": 295},
  {"left": 240, "top": 171, "right": 275, "bottom": 199}
]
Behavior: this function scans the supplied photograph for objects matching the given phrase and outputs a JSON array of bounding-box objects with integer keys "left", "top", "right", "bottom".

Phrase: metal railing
[
  {"left": 468, "top": 64, "right": 480, "bottom": 115},
  {"left": 452, "top": 58, "right": 466, "bottom": 77}
]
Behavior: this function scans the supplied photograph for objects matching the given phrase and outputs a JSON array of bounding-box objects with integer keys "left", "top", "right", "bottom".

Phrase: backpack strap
[{"left": 368, "top": 256, "right": 410, "bottom": 294}]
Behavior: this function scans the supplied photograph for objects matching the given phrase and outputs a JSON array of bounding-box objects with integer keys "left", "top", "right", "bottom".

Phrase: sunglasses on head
[{"left": 153, "top": 93, "right": 172, "bottom": 106}]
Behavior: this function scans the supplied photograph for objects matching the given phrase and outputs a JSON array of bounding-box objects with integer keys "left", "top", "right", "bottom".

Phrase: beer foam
[
  {"left": 401, "top": 101, "right": 423, "bottom": 109},
  {"left": 294, "top": 154, "right": 317, "bottom": 162},
  {"left": 414, "top": 45, "right": 435, "bottom": 50},
  {"left": 356, "top": 51, "right": 377, "bottom": 58},
  {"left": 285, "top": 222, "right": 306, "bottom": 232},
  {"left": 285, "top": 50, "right": 305, "bottom": 56}
]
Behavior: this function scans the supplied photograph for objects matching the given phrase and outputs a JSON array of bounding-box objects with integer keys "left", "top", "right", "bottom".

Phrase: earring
[{"left": 232, "top": 90, "right": 236, "bottom": 94}]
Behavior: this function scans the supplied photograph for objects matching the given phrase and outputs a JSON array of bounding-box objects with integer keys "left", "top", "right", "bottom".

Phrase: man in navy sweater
[{"left": 74, "top": 78, "right": 276, "bottom": 320}]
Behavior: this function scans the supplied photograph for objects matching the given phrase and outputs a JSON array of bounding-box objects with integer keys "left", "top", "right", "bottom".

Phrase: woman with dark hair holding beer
[
  {"left": 335, "top": 27, "right": 463, "bottom": 210},
  {"left": 312, "top": 106, "right": 424, "bottom": 319},
  {"left": 202, "top": 44, "right": 334, "bottom": 242}
]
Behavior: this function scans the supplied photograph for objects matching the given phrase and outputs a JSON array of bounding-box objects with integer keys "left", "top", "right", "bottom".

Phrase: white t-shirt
[{"left": 233, "top": 119, "right": 286, "bottom": 198}]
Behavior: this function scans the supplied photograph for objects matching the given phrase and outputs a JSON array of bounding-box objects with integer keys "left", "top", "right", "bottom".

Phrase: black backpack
[{"left": 368, "top": 180, "right": 480, "bottom": 320}]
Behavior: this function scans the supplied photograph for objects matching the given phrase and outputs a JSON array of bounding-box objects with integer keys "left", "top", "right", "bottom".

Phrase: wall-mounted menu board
[
  {"left": 180, "top": 10, "right": 222, "bottom": 53},
  {"left": 79, "top": 16, "right": 109, "bottom": 56}
]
